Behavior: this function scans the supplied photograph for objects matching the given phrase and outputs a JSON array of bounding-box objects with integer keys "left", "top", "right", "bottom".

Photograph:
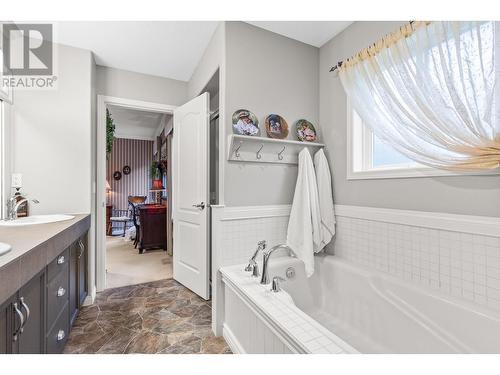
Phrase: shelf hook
[
  {"left": 256, "top": 144, "right": 264, "bottom": 160},
  {"left": 278, "top": 146, "right": 286, "bottom": 160},
  {"left": 234, "top": 141, "right": 243, "bottom": 158}
]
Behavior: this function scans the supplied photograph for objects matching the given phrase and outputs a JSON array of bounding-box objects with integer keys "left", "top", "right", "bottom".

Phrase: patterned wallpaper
[{"left": 106, "top": 137, "right": 154, "bottom": 210}]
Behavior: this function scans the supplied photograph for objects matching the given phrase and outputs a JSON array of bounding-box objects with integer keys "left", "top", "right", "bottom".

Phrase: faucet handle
[
  {"left": 244, "top": 260, "right": 255, "bottom": 272},
  {"left": 257, "top": 240, "right": 266, "bottom": 249},
  {"left": 251, "top": 263, "right": 260, "bottom": 277},
  {"left": 271, "top": 276, "right": 286, "bottom": 293}
]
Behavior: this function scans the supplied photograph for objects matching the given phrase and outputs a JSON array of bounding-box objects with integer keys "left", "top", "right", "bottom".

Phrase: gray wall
[
  {"left": 188, "top": 23, "right": 225, "bottom": 100},
  {"left": 319, "top": 21, "right": 500, "bottom": 217},
  {"left": 12, "top": 44, "right": 93, "bottom": 214},
  {"left": 224, "top": 22, "right": 319, "bottom": 206},
  {"left": 96, "top": 66, "right": 188, "bottom": 106}
]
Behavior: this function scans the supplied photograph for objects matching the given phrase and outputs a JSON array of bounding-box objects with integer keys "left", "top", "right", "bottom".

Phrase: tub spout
[{"left": 260, "top": 244, "right": 296, "bottom": 285}]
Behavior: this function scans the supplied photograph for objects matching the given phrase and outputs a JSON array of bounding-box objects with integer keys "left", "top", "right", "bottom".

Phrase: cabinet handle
[
  {"left": 12, "top": 302, "right": 24, "bottom": 341},
  {"left": 57, "top": 329, "right": 66, "bottom": 341},
  {"left": 19, "top": 297, "right": 30, "bottom": 333},
  {"left": 57, "top": 287, "right": 66, "bottom": 297},
  {"left": 57, "top": 255, "right": 65, "bottom": 264},
  {"left": 78, "top": 239, "right": 84, "bottom": 259}
]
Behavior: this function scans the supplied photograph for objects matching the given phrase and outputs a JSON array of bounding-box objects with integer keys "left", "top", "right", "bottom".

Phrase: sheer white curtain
[{"left": 339, "top": 21, "right": 500, "bottom": 171}]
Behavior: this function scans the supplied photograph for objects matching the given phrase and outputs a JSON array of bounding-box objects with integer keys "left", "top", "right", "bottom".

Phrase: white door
[{"left": 172, "top": 92, "right": 210, "bottom": 299}]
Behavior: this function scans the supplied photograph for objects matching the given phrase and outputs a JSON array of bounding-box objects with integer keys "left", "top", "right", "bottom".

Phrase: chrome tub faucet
[
  {"left": 245, "top": 240, "right": 266, "bottom": 277},
  {"left": 260, "top": 244, "right": 296, "bottom": 285}
]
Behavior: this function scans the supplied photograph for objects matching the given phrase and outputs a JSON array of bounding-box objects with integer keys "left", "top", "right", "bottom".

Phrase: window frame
[{"left": 346, "top": 100, "right": 500, "bottom": 180}]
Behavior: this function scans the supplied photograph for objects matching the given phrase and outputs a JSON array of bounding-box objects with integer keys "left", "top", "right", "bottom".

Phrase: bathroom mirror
[{"left": 0, "top": 97, "right": 13, "bottom": 220}]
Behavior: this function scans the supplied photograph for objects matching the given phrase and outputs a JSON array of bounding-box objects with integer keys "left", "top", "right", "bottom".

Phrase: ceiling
[
  {"left": 53, "top": 21, "right": 219, "bottom": 81},
  {"left": 108, "top": 105, "right": 170, "bottom": 141},
  {"left": 246, "top": 21, "right": 353, "bottom": 47},
  {"left": 52, "top": 21, "right": 352, "bottom": 81}
]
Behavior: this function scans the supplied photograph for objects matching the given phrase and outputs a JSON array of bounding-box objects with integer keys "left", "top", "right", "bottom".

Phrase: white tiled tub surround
[
  {"left": 221, "top": 255, "right": 500, "bottom": 353},
  {"left": 220, "top": 259, "right": 357, "bottom": 354},
  {"left": 212, "top": 204, "right": 500, "bottom": 353},
  {"left": 333, "top": 206, "right": 500, "bottom": 311},
  {"left": 211, "top": 205, "right": 290, "bottom": 335}
]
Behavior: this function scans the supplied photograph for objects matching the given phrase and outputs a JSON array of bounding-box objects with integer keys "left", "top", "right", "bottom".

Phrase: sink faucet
[
  {"left": 6, "top": 197, "right": 39, "bottom": 220},
  {"left": 245, "top": 240, "right": 266, "bottom": 277},
  {"left": 260, "top": 244, "right": 296, "bottom": 285}
]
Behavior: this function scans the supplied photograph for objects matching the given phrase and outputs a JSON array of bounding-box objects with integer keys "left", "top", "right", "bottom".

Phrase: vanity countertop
[{"left": 0, "top": 214, "right": 90, "bottom": 304}]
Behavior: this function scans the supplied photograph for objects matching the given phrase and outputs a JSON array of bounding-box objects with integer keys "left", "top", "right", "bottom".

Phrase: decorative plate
[
  {"left": 123, "top": 165, "right": 131, "bottom": 175},
  {"left": 113, "top": 171, "right": 122, "bottom": 181},
  {"left": 232, "top": 109, "right": 260, "bottom": 136},
  {"left": 295, "top": 119, "right": 317, "bottom": 142},
  {"left": 265, "top": 114, "right": 289, "bottom": 139}
]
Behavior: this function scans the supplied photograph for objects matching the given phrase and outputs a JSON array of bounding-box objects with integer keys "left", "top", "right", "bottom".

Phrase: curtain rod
[{"left": 329, "top": 21, "right": 417, "bottom": 73}]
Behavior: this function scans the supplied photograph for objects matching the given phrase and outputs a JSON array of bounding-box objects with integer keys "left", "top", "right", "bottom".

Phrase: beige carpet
[{"left": 106, "top": 236, "right": 173, "bottom": 289}]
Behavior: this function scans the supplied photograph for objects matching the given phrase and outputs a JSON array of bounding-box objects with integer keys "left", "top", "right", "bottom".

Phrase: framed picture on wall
[{"left": 265, "top": 114, "right": 289, "bottom": 139}]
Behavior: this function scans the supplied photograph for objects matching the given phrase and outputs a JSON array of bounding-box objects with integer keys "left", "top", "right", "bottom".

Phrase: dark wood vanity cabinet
[
  {"left": 0, "top": 271, "right": 45, "bottom": 354},
  {"left": 17, "top": 271, "right": 45, "bottom": 353},
  {"left": 69, "top": 235, "right": 87, "bottom": 326},
  {"left": 0, "top": 295, "right": 17, "bottom": 353},
  {"left": 0, "top": 231, "right": 88, "bottom": 354}
]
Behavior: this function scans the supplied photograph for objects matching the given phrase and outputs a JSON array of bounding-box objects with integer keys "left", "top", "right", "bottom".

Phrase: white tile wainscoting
[
  {"left": 211, "top": 204, "right": 500, "bottom": 336},
  {"left": 334, "top": 206, "right": 500, "bottom": 311},
  {"left": 211, "top": 205, "right": 291, "bottom": 335}
]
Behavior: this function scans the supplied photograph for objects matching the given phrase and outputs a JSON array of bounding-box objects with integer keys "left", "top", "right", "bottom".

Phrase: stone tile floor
[{"left": 63, "top": 279, "right": 231, "bottom": 354}]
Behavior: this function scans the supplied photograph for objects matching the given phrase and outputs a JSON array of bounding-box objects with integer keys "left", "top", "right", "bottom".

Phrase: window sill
[{"left": 347, "top": 167, "right": 500, "bottom": 180}]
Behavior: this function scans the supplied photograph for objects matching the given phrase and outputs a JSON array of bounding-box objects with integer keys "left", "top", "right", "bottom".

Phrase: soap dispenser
[{"left": 13, "top": 187, "right": 29, "bottom": 217}]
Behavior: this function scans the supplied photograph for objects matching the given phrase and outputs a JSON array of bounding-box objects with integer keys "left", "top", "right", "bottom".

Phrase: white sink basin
[
  {"left": 0, "top": 214, "right": 75, "bottom": 227},
  {"left": 0, "top": 242, "right": 12, "bottom": 256}
]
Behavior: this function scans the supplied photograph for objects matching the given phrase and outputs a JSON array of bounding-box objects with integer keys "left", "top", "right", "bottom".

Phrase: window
[{"left": 347, "top": 102, "right": 497, "bottom": 180}]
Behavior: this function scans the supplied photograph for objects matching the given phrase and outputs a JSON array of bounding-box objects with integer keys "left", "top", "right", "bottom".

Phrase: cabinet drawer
[
  {"left": 47, "top": 247, "right": 69, "bottom": 282},
  {"left": 46, "top": 262, "right": 69, "bottom": 330},
  {"left": 46, "top": 303, "right": 69, "bottom": 354}
]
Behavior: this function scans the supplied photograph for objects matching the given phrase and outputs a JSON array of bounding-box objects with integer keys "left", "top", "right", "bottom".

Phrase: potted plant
[
  {"left": 106, "top": 108, "right": 115, "bottom": 159},
  {"left": 150, "top": 161, "right": 161, "bottom": 181},
  {"left": 150, "top": 161, "right": 164, "bottom": 204}
]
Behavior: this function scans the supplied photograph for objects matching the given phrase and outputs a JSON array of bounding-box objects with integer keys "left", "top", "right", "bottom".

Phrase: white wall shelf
[{"left": 227, "top": 134, "right": 325, "bottom": 165}]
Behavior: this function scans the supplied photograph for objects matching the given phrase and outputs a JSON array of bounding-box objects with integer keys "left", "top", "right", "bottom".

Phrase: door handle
[
  {"left": 12, "top": 302, "right": 24, "bottom": 341},
  {"left": 192, "top": 202, "right": 205, "bottom": 210},
  {"left": 19, "top": 297, "right": 30, "bottom": 333}
]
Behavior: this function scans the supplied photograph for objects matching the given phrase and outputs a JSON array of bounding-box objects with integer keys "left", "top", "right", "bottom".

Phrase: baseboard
[
  {"left": 222, "top": 324, "right": 245, "bottom": 354},
  {"left": 83, "top": 285, "right": 97, "bottom": 306}
]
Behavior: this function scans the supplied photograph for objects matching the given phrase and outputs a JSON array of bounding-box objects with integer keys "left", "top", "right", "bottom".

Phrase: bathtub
[{"left": 219, "top": 254, "right": 500, "bottom": 353}]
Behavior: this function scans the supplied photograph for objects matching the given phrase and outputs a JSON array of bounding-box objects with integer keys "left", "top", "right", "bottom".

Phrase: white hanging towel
[
  {"left": 314, "top": 148, "right": 336, "bottom": 251},
  {"left": 287, "top": 148, "right": 322, "bottom": 277}
]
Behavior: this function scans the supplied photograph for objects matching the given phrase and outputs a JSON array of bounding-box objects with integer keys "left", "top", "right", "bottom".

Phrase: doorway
[
  {"left": 96, "top": 80, "right": 220, "bottom": 298},
  {"left": 105, "top": 106, "right": 174, "bottom": 288},
  {"left": 96, "top": 96, "right": 177, "bottom": 292}
]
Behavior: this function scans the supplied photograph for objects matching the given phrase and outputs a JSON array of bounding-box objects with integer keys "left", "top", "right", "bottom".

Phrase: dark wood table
[{"left": 138, "top": 204, "right": 167, "bottom": 254}]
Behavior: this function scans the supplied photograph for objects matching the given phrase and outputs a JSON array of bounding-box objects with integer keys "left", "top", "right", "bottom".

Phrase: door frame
[{"left": 96, "top": 95, "right": 177, "bottom": 292}]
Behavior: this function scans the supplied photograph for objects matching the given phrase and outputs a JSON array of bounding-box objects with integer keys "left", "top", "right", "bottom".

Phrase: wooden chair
[
  {"left": 109, "top": 208, "right": 131, "bottom": 237},
  {"left": 128, "top": 195, "right": 147, "bottom": 248}
]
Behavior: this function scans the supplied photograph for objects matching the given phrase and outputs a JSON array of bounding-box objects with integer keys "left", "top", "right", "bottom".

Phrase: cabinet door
[
  {"left": 0, "top": 295, "right": 16, "bottom": 354},
  {"left": 77, "top": 235, "right": 88, "bottom": 307},
  {"left": 69, "top": 242, "right": 79, "bottom": 325},
  {"left": 18, "top": 271, "right": 45, "bottom": 354}
]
